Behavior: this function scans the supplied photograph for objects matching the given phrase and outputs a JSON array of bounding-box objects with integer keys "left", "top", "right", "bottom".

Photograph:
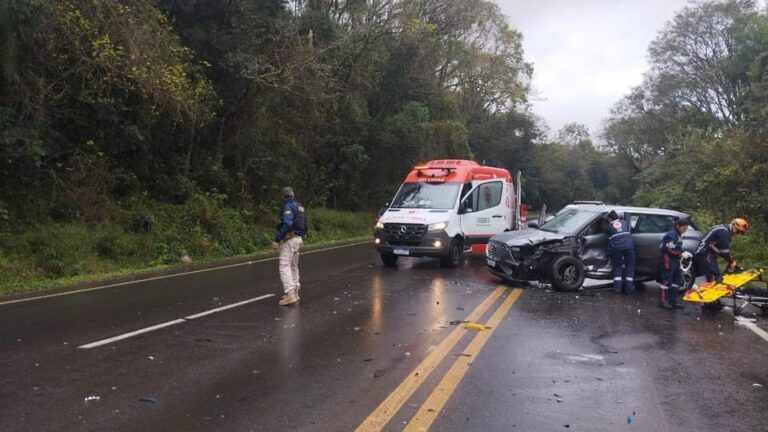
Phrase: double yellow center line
[{"left": 356, "top": 286, "right": 523, "bottom": 432}]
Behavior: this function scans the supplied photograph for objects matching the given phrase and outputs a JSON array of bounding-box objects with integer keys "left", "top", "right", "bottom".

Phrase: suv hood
[
  {"left": 492, "top": 229, "right": 567, "bottom": 246},
  {"left": 379, "top": 208, "right": 452, "bottom": 225}
]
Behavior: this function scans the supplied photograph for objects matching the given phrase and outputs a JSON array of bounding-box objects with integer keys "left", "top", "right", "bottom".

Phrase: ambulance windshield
[{"left": 391, "top": 183, "right": 460, "bottom": 210}]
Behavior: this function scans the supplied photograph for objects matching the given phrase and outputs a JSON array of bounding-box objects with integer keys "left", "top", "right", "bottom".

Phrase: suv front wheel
[{"left": 547, "top": 255, "right": 586, "bottom": 291}]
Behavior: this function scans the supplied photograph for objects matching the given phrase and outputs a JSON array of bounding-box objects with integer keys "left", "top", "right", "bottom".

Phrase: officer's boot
[
  {"left": 624, "top": 278, "right": 635, "bottom": 294},
  {"left": 659, "top": 284, "right": 669, "bottom": 307},
  {"left": 279, "top": 290, "right": 299, "bottom": 306},
  {"left": 613, "top": 279, "right": 623, "bottom": 294}
]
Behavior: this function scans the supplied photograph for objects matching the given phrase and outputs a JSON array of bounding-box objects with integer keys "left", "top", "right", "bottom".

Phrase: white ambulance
[{"left": 374, "top": 159, "right": 520, "bottom": 267}]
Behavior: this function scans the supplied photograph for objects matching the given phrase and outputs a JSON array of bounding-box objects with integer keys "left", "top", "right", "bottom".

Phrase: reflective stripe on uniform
[{"left": 609, "top": 232, "right": 631, "bottom": 239}]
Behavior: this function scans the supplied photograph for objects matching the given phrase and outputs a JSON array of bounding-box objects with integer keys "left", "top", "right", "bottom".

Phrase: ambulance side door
[{"left": 458, "top": 180, "right": 507, "bottom": 242}]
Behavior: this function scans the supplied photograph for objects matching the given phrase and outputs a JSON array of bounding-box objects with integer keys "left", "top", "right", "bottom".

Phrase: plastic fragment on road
[
  {"left": 627, "top": 415, "right": 633, "bottom": 424},
  {"left": 753, "top": 383, "right": 764, "bottom": 387},
  {"left": 84, "top": 395, "right": 100, "bottom": 402},
  {"left": 450, "top": 320, "right": 468, "bottom": 326},
  {"left": 463, "top": 322, "right": 487, "bottom": 331},
  {"left": 139, "top": 397, "right": 158, "bottom": 404}
]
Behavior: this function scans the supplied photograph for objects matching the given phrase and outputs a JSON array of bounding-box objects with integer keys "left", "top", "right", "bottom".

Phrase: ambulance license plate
[
  {"left": 394, "top": 248, "right": 409, "bottom": 256},
  {"left": 487, "top": 258, "right": 496, "bottom": 267}
]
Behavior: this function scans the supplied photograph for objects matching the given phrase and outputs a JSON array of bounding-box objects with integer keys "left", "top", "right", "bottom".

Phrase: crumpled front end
[{"left": 485, "top": 239, "right": 538, "bottom": 281}]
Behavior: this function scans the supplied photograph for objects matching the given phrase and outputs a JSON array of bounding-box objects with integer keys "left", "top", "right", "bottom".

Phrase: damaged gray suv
[{"left": 485, "top": 203, "right": 704, "bottom": 291}]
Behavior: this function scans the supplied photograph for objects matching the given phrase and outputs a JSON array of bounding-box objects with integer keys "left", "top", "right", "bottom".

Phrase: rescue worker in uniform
[
  {"left": 694, "top": 218, "right": 748, "bottom": 283},
  {"left": 658, "top": 218, "right": 690, "bottom": 309},
  {"left": 605, "top": 210, "right": 636, "bottom": 293},
  {"left": 272, "top": 187, "right": 307, "bottom": 306}
]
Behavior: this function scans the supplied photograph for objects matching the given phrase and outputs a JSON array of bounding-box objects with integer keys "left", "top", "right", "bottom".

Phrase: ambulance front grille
[{"left": 383, "top": 223, "right": 428, "bottom": 243}]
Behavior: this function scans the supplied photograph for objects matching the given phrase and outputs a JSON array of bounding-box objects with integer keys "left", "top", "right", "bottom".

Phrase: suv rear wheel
[{"left": 547, "top": 255, "right": 585, "bottom": 291}]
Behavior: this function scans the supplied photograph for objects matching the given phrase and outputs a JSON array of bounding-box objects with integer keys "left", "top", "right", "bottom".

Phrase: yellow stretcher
[{"left": 683, "top": 269, "right": 768, "bottom": 316}]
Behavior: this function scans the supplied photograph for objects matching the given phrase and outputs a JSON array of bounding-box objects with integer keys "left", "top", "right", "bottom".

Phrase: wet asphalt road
[{"left": 1, "top": 242, "right": 767, "bottom": 432}]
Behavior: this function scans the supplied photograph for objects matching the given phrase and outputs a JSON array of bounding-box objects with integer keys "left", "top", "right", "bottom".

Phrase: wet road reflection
[{"left": 0, "top": 244, "right": 767, "bottom": 431}]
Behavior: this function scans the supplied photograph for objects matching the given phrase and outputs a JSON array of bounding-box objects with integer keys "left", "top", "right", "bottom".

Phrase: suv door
[
  {"left": 579, "top": 214, "right": 611, "bottom": 277},
  {"left": 628, "top": 213, "right": 676, "bottom": 276},
  {"left": 459, "top": 180, "right": 507, "bottom": 244}
]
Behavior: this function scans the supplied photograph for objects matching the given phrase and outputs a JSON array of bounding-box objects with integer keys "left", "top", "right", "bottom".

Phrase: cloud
[{"left": 496, "top": 0, "right": 691, "bottom": 138}]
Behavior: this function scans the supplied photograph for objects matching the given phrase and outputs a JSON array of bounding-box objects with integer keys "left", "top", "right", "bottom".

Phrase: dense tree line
[
  {"left": 2, "top": 0, "right": 765, "bottom": 238},
  {"left": 0, "top": 1, "right": 495, "bottom": 217},
  {"left": 603, "top": 0, "right": 768, "bottom": 239}
]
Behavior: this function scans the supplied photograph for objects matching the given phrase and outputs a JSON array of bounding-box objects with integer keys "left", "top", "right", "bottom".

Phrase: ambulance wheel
[
  {"left": 440, "top": 238, "right": 463, "bottom": 268},
  {"left": 381, "top": 253, "right": 399, "bottom": 267},
  {"left": 547, "top": 255, "right": 585, "bottom": 292}
]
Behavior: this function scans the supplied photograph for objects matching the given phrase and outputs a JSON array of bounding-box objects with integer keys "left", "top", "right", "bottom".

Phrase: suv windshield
[
  {"left": 391, "top": 183, "right": 460, "bottom": 209},
  {"left": 540, "top": 208, "right": 602, "bottom": 235}
]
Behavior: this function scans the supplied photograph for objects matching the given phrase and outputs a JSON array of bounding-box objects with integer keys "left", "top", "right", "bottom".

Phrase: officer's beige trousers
[{"left": 278, "top": 236, "right": 303, "bottom": 294}]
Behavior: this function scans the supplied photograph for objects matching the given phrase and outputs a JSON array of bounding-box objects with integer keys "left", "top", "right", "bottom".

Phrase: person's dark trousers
[
  {"left": 695, "top": 251, "right": 719, "bottom": 283},
  {"left": 659, "top": 255, "right": 682, "bottom": 306},
  {"left": 612, "top": 248, "right": 636, "bottom": 293}
]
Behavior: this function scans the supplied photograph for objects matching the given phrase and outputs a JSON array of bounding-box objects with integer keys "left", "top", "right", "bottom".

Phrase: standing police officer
[
  {"left": 694, "top": 218, "right": 748, "bottom": 283},
  {"left": 658, "top": 218, "right": 690, "bottom": 309},
  {"left": 272, "top": 187, "right": 308, "bottom": 306},
  {"left": 605, "top": 210, "right": 636, "bottom": 293}
]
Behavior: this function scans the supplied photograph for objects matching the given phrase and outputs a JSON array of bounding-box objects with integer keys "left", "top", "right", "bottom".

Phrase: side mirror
[
  {"left": 527, "top": 222, "right": 539, "bottom": 229},
  {"left": 378, "top": 202, "right": 390, "bottom": 218}
]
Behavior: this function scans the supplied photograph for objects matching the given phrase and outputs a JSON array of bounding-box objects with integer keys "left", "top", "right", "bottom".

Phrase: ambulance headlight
[
  {"left": 375, "top": 221, "right": 384, "bottom": 230},
  {"left": 428, "top": 221, "right": 448, "bottom": 231}
]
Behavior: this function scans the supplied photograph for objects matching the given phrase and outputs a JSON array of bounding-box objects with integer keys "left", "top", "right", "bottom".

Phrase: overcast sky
[{"left": 496, "top": 0, "right": 692, "bottom": 139}]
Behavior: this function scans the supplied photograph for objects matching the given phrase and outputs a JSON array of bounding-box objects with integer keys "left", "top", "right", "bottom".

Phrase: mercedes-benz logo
[{"left": 399, "top": 225, "right": 407, "bottom": 234}]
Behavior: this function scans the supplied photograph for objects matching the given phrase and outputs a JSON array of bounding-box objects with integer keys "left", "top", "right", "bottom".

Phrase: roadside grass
[{"left": 0, "top": 197, "right": 373, "bottom": 295}]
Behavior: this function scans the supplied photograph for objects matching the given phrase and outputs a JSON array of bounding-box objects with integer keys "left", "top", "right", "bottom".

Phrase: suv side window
[
  {"left": 466, "top": 181, "right": 503, "bottom": 212},
  {"left": 631, "top": 213, "right": 675, "bottom": 234},
  {"left": 584, "top": 218, "right": 606, "bottom": 236}
]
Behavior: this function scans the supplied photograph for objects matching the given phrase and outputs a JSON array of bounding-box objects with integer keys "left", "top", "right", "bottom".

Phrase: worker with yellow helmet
[{"left": 694, "top": 218, "right": 749, "bottom": 283}]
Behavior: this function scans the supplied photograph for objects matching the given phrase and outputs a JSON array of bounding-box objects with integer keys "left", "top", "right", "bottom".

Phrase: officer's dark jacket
[
  {"left": 605, "top": 218, "right": 634, "bottom": 251},
  {"left": 659, "top": 229, "right": 683, "bottom": 257},
  {"left": 275, "top": 198, "right": 308, "bottom": 242}
]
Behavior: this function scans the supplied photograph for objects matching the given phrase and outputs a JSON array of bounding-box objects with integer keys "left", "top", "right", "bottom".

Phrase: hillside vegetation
[{"left": 1, "top": 0, "right": 766, "bottom": 292}]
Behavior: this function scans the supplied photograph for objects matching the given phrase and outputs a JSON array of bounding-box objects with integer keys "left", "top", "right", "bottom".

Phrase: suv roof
[{"left": 562, "top": 203, "right": 690, "bottom": 218}]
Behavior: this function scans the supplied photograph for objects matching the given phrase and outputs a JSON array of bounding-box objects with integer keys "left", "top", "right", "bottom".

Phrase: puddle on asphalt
[{"left": 593, "top": 333, "right": 659, "bottom": 352}]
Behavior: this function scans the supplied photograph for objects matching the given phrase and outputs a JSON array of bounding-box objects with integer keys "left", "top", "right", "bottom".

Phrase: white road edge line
[
  {"left": 78, "top": 294, "right": 275, "bottom": 349},
  {"left": 1, "top": 241, "right": 370, "bottom": 307},
  {"left": 735, "top": 316, "right": 768, "bottom": 343}
]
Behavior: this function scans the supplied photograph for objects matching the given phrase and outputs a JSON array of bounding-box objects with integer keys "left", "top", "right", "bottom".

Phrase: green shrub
[
  {"left": 0, "top": 194, "right": 373, "bottom": 294},
  {"left": 22, "top": 224, "right": 93, "bottom": 277}
]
